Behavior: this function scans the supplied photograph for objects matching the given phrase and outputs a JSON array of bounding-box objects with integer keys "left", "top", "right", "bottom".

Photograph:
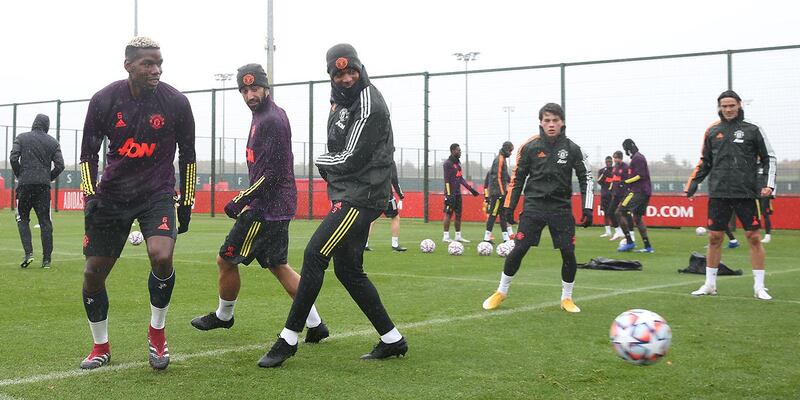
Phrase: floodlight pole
[
  {"left": 453, "top": 51, "right": 479, "bottom": 179},
  {"left": 503, "top": 106, "right": 515, "bottom": 141}
]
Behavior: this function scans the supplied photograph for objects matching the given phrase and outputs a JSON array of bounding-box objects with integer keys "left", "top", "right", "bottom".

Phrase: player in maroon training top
[
  {"left": 617, "top": 139, "right": 653, "bottom": 253},
  {"left": 190, "top": 64, "right": 328, "bottom": 346},
  {"left": 78, "top": 37, "right": 196, "bottom": 371},
  {"left": 442, "top": 143, "right": 480, "bottom": 242},
  {"left": 597, "top": 156, "right": 614, "bottom": 237}
]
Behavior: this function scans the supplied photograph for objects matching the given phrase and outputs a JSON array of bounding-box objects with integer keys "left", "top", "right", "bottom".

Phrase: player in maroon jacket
[{"left": 78, "top": 37, "right": 196, "bottom": 371}]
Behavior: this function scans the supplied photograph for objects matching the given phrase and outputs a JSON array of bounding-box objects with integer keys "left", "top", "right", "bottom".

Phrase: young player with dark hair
[
  {"left": 686, "top": 90, "right": 776, "bottom": 300},
  {"left": 482, "top": 103, "right": 593, "bottom": 313},
  {"left": 78, "top": 37, "right": 196, "bottom": 370},
  {"left": 259, "top": 44, "right": 406, "bottom": 368},
  {"left": 597, "top": 155, "right": 614, "bottom": 237},
  {"left": 442, "top": 143, "right": 480, "bottom": 243},
  {"left": 482, "top": 141, "right": 514, "bottom": 243},
  {"left": 189, "top": 64, "right": 328, "bottom": 344},
  {"left": 616, "top": 139, "right": 653, "bottom": 253}
]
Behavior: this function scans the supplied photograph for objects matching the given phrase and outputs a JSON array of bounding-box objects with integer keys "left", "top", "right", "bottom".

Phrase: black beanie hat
[
  {"left": 326, "top": 43, "right": 362, "bottom": 78},
  {"left": 717, "top": 90, "right": 742, "bottom": 103},
  {"left": 237, "top": 63, "right": 269, "bottom": 91}
]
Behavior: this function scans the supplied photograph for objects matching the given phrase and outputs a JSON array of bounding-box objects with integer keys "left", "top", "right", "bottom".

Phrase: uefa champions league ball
[
  {"left": 506, "top": 239, "right": 515, "bottom": 250},
  {"left": 128, "top": 230, "right": 144, "bottom": 246},
  {"left": 420, "top": 239, "right": 436, "bottom": 253},
  {"left": 695, "top": 226, "right": 707, "bottom": 236},
  {"left": 609, "top": 309, "right": 672, "bottom": 366},
  {"left": 447, "top": 241, "right": 464, "bottom": 256},
  {"left": 477, "top": 241, "right": 493, "bottom": 256},
  {"left": 496, "top": 242, "right": 511, "bottom": 257}
]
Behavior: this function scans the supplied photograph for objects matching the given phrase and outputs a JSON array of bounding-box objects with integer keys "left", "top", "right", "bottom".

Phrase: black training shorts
[
  {"left": 383, "top": 197, "right": 399, "bottom": 218},
  {"left": 444, "top": 194, "right": 463, "bottom": 215},
  {"left": 515, "top": 209, "right": 576, "bottom": 250},
  {"left": 619, "top": 192, "right": 650, "bottom": 217},
  {"left": 83, "top": 193, "right": 176, "bottom": 258},
  {"left": 219, "top": 210, "right": 290, "bottom": 268},
  {"left": 708, "top": 198, "right": 761, "bottom": 232}
]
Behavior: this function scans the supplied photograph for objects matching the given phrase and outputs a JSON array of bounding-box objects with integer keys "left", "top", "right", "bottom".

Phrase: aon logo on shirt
[{"left": 118, "top": 138, "right": 156, "bottom": 158}]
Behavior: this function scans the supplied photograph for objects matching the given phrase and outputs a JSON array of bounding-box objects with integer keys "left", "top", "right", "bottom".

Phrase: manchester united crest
[
  {"left": 557, "top": 149, "right": 569, "bottom": 164},
  {"left": 149, "top": 114, "right": 165, "bottom": 130}
]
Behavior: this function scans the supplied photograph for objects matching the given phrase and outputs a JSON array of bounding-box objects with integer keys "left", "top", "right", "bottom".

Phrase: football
[
  {"left": 695, "top": 226, "right": 707, "bottom": 236},
  {"left": 496, "top": 242, "right": 511, "bottom": 257},
  {"left": 477, "top": 241, "right": 493, "bottom": 256},
  {"left": 506, "top": 239, "right": 515, "bottom": 250},
  {"left": 420, "top": 239, "right": 436, "bottom": 253},
  {"left": 128, "top": 230, "right": 144, "bottom": 246},
  {"left": 609, "top": 309, "right": 672, "bottom": 366},
  {"left": 447, "top": 241, "right": 464, "bottom": 256}
]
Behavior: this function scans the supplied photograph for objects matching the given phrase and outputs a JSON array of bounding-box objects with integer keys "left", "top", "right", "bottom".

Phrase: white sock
[
  {"left": 89, "top": 319, "right": 109, "bottom": 344},
  {"left": 391, "top": 237, "right": 399, "bottom": 247},
  {"left": 380, "top": 327, "right": 402, "bottom": 344},
  {"left": 484, "top": 230, "right": 492, "bottom": 241},
  {"left": 216, "top": 297, "right": 237, "bottom": 321},
  {"left": 365, "top": 240, "right": 370, "bottom": 247},
  {"left": 630, "top": 231, "right": 636, "bottom": 242},
  {"left": 507, "top": 226, "right": 514, "bottom": 236},
  {"left": 498, "top": 273, "right": 514, "bottom": 294},
  {"left": 443, "top": 232, "right": 450, "bottom": 241},
  {"left": 561, "top": 280, "right": 575, "bottom": 301},
  {"left": 306, "top": 305, "right": 322, "bottom": 328},
  {"left": 615, "top": 227, "right": 623, "bottom": 235},
  {"left": 150, "top": 304, "right": 169, "bottom": 330},
  {"left": 455, "top": 231, "right": 463, "bottom": 240},
  {"left": 753, "top": 269, "right": 766, "bottom": 291},
  {"left": 280, "top": 328, "right": 300, "bottom": 346},
  {"left": 502, "top": 232, "right": 509, "bottom": 242},
  {"left": 705, "top": 267, "right": 718, "bottom": 288},
  {"left": 764, "top": 234, "right": 771, "bottom": 240},
  {"left": 604, "top": 225, "right": 611, "bottom": 234}
]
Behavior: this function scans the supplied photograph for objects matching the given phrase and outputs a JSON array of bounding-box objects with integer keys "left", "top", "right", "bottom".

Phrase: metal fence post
[
  {"left": 423, "top": 72, "right": 430, "bottom": 223},
  {"left": 727, "top": 50, "right": 733, "bottom": 90},
  {"left": 11, "top": 104, "right": 17, "bottom": 210},
  {"left": 308, "top": 81, "right": 314, "bottom": 220},
  {"left": 560, "top": 63, "right": 566, "bottom": 115},
  {"left": 210, "top": 89, "right": 216, "bottom": 217},
  {"left": 54, "top": 100, "right": 61, "bottom": 212}
]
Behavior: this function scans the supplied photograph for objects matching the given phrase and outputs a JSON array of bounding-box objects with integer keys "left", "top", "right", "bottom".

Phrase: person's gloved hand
[
  {"left": 504, "top": 208, "right": 517, "bottom": 225},
  {"left": 177, "top": 204, "right": 192, "bottom": 233},
  {"left": 470, "top": 187, "right": 480, "bottom": 196},
  {"left": 580, "top": 208, "right": 593, "bottom": 228},
  {"left": 224, "top": 200, "right": 246, "bottom": 219},
  {"left": 685, "top": 181, "right": 699, "bottom": 198},
  {"left": 84, "top": 196, "right": 100, "bottom": 217}
]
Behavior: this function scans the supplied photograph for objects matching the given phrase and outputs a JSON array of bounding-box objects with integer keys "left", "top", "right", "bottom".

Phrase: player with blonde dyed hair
[{"left": 78, "top": 37, "right": 196, "bottom": 370}]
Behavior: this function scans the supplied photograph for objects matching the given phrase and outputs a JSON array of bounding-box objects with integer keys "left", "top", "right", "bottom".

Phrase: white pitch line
[{"left": 0, "top": 277, "right": 706, "bottom": 388}]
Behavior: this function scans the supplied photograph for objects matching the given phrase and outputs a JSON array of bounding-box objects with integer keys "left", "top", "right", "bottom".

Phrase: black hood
[
  {"left": 330, "top": 65, "right": 371, "bottom": 108},
  {"left": 32, "top": 114, "right": 50, "bottom": 133}
]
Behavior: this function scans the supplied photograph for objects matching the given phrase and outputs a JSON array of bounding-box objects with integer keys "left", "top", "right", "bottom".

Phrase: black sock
[
  {"left": 624, "top": 233, "right": 633, "bottom": 243},
  {"left": 643, "top": 237, "right": 652, "bottom": 248},
  {"left": 83, "top": 289, "right": 109, "bottom": 322},
  {"left": 560, "top": 248, "right": 577, "bottom": 283},
  {"left": 148, "top": 270, "right": 175, "bottom": 309}
]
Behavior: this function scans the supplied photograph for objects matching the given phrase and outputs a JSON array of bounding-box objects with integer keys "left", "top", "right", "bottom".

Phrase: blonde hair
[{"left": 125, "top": 37, "right": 160, "bottom": 60}]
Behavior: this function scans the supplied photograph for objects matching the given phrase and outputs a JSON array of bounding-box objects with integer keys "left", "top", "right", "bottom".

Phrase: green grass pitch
[{"left": 1, "top": 211, "right": 798, "bottom": 399}]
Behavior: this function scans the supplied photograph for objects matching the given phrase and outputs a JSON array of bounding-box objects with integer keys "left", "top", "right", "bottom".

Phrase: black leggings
[{"left": 285, "top": 202, "right": 395, "bottom": 335}]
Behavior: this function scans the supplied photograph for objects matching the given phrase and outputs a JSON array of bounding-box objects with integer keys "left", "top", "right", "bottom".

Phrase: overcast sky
[{"left": 1, "top": 0, "right": 799, "bottom": 172}]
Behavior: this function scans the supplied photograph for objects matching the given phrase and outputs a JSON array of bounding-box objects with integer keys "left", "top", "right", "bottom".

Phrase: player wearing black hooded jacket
[
  {"left": 10, "top": 114, "right": 64, "bottom": 268},
  {"left": 259, "top": 44, "right": 406, "bottom": 368}
]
